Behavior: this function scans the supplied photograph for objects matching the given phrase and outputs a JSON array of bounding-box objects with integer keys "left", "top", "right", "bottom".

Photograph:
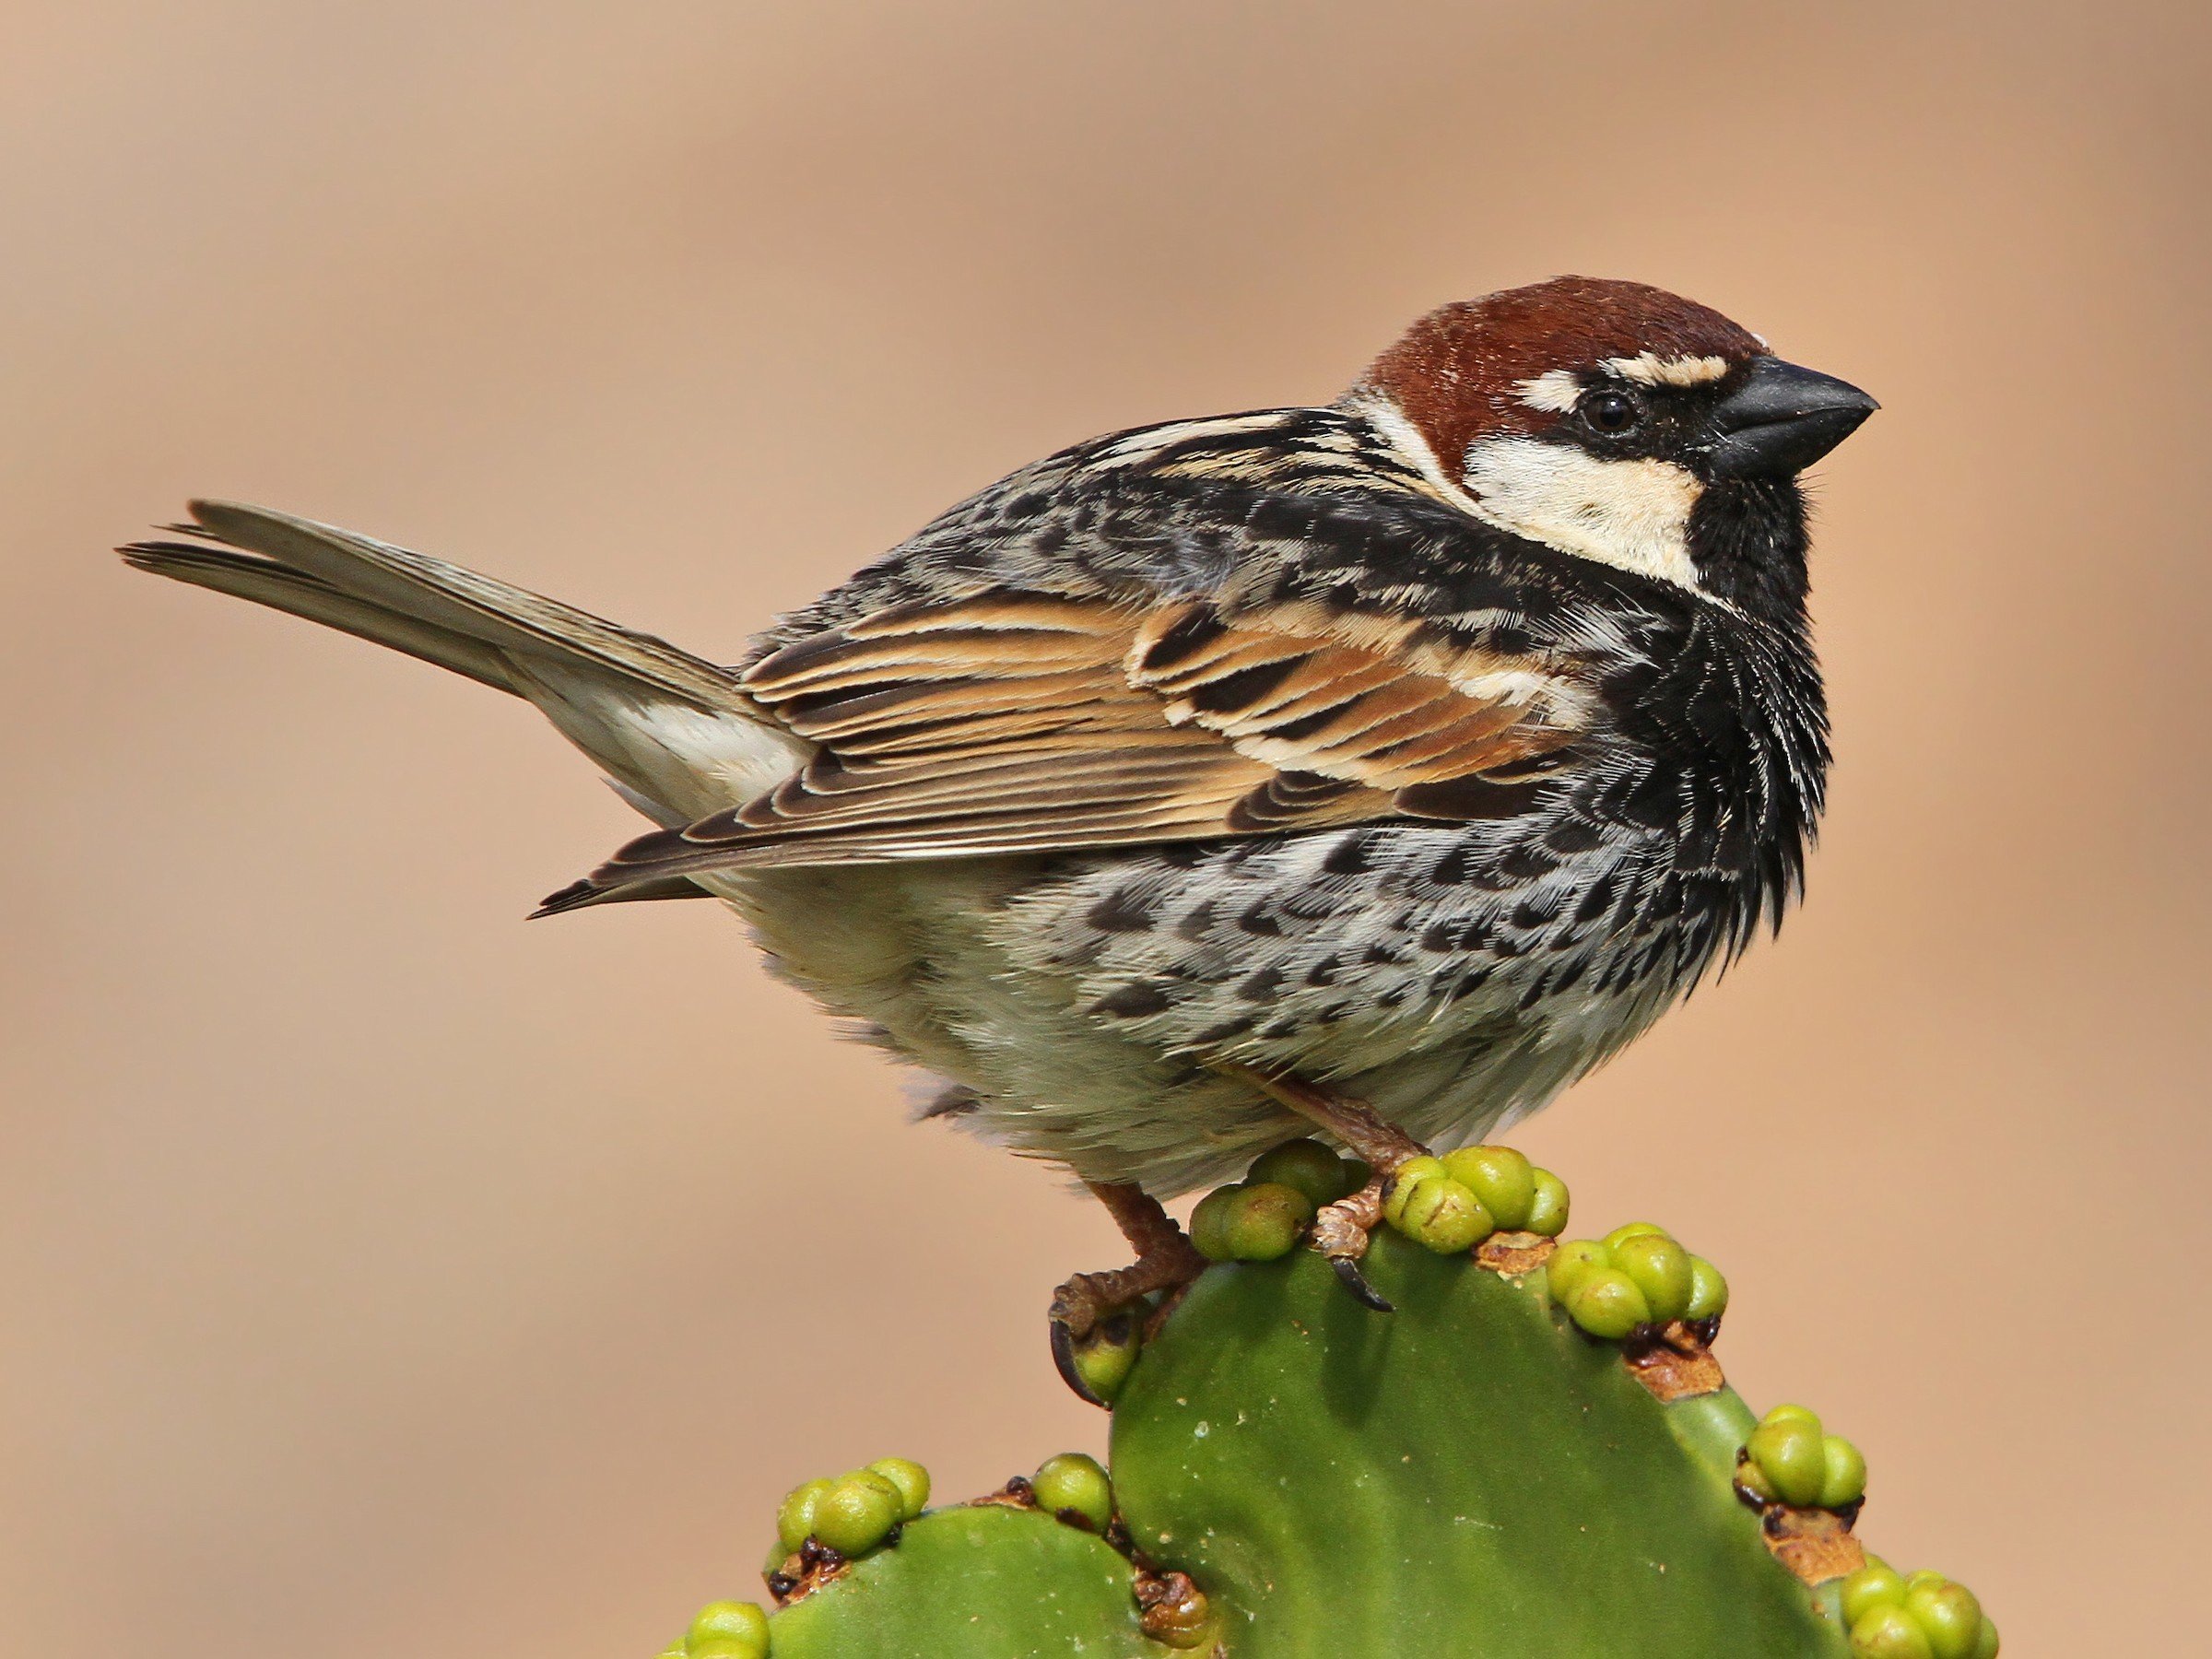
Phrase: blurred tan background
[{"left": 3, "top": 2, "right": 2206, "bottom": 1653}]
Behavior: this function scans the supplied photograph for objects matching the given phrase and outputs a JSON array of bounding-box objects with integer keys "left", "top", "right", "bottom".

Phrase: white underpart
[
  {"left": 1601, "top": 350, "right": 1733, "bottom": 387},
  {"left": 1460, "top": 436, "right": 1707, "bottom": 594}
]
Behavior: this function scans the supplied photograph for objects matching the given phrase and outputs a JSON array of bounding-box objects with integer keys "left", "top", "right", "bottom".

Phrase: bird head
[{"left": 1350, "top": 276, "right": 1876, "bottom": 610}]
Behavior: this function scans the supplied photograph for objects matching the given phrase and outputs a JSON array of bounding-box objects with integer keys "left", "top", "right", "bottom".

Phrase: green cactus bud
[
  {"left": 688, "top": 1644, "right": 761, "bottom": 1659},
  {"left": 1065, "top": 1310, "right": 1142, "bottom": 1405},
  {"left": 777, "top": 1476, "right": 834, "bottom": 1552},
  {"left": 1747, "top": 1415, "right": 1828, "bottom": 1508},
  {"left": 1140, "top": 1575, "right": 1215, "bottom": 1649},
  {"left": 1343, "top": 1158, "right": 1372, "bottom": 1190},
  {"left": 1684, "top": 1254, "right": 1729, "bottom": 1321},
  {"left": 1565, "top": 1266, "right": 1652, "bottom": 1338},
  {"left": 1760, "top": 1402, "right": 1824, "bottom": 1434},
  {"left": 1031, "top": 1451, "right": 1115, "bottom": 1532},
  {"left": 658, "top": 1645, "right": 688, "bottom": 1659},
  {"left": 1972, "top": 1618, "right": 2001, "bottom": 1658},
  {"left": 1524, "top": 1167, "right": 1571, "bottom": 1237},
  {"left": 1818, "top": 1434, "right": 1867, "bottom": 1509},
  {"left": 811, "top": 1471, "right": 903, "bottom": 1557},
  {"left": 1905, "top": 1581, "right": 1985, "bottom": 1659},
  {"left": 1545, "top": 1238, "right": 1612, "bottom": 1303},
  {"left": 1441, "top": 1145, "right": 1536, "bottom": 1230},
  {"left": 1247, "top": 1138, "right": 1358, "bottom": 1208},
  {"left": 1903, "top": 1570, "right": 1947, "bottom": 1595},
  {"left": 865, "top": 1457, "right": 931, "bottom": 1521},
  {"left": 1221, "top": 1181, "right": 1313, "bottom": 1261},
  {"left": 1379, "top": 1156, "right": 1448, "bottom": 1227},
  {"left": 1187, "top": 1183, "right": 1241, "bottom": 1262},
  {"left": 1601, "top": 1220, "right": 1669, "bottom": 1250},
  {"left": 1841, "top": 1559, "right": 1907, "bottom": 1625},
  {"left": 1608, "top": 1231, "right": 1694, "bottom": 1324},
  {"left": 1850, "top": 1604, "right": 1936, "bottom": 1659},
  {"left": 1734, "top": 1454, "right": 1779, "bottom": 1502},
  {"left": 854, "top": 1467, "right": 908, "bottom": 1505},
  {"left": 1394, "top": 1174, "right": 1494, "bottom": 1253},
  {"left": 686, "top": 1600, "right": 770, "bottom": 1656}
]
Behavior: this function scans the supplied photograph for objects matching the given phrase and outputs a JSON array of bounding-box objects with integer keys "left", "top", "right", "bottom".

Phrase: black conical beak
[{"left": 1706, "top": 357, "right": 1877, "bottom": 479}]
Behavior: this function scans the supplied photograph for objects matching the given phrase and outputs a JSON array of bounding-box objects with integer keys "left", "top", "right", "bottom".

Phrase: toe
[
  {"left": 1310, "top": 1178, "right": 1385, "bottom": 1256},
  {"left": 1310, "top": 1179, "right": 1395, "bottom": 1312},
  {"left": 1048, "top": 1272, "right": 1103, "bottom": 1338}
]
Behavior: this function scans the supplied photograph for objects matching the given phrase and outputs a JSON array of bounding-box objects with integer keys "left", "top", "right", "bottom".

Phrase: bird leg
[
  {"left": 1212, "top": 1062, "right": 1430, "bottom": 1312},
  {"left": 1049, "top": 1181, "right": 1206, "bottom": 1406}
]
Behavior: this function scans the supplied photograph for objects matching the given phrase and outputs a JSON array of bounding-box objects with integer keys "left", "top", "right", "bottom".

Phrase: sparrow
[{"left": 123, "top": 276, "right": 1874, "bottom": 1378}]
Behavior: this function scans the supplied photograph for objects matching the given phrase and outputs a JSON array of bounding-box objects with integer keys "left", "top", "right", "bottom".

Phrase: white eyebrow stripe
[
  {"left": 1514, "top": 369, "right": 1584, "bottom": 413},
  {"left": 1601, "top": 351, "right": 1734, "bottom": 387}
]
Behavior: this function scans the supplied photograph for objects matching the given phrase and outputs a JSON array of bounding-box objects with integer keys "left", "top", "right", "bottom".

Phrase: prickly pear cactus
[{"left": 656, "top": 1147, "right": 1998, "bottom": 1659}]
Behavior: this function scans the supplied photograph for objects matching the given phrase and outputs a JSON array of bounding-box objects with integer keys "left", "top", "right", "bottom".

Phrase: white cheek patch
[
  {"left": 1601, "top": 351, "right": 1733, "bottom": 388},
  {"left": 1461, "top": 437, "right": 1707, "bottom": 593}
]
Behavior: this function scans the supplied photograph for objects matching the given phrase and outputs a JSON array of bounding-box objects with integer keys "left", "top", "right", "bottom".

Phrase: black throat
[{"left": 1651, "top": 478, "right": 1831, "bottom": 964}]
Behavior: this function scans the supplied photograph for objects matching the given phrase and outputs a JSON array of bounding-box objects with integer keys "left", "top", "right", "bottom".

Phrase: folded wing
[{"left": 539, "top": 590, "right": 1588, "bottom": 912}]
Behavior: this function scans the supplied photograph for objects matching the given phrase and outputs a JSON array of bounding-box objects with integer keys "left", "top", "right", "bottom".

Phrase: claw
[
  {"left": 1330, "top": 1253, "right": 1395, "bottom": 1312},
  {"left": 1050, "top": 1312, "right": 1110, "bottom": 1408},
  {"left": 1045, "top": 1181, "right": 1207, "bottom": 1406}
]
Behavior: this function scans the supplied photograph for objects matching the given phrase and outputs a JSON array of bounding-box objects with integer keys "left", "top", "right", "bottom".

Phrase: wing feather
[{"left": 539, "top": 588, "right": 1590, "bottom": 910}]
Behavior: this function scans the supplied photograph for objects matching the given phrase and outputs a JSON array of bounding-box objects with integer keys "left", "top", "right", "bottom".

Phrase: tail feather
[
  {"left": 122, "top": 500, "right": 815, "bottom": 906},
  {"left": 138, "top": 500, "right": 744, "bottom": 711},
  {"left": 120, "top": 538, "right": 520, "bottom": 693}
]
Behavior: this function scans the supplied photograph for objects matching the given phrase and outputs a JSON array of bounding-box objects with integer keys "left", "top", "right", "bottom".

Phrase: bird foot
[
  {"left": 1049, "top": 1235, "right": 1205, "bottom": 1406},
  {"left": 1208, "top": 1062, "right": 1435, "bottom": 1315}
]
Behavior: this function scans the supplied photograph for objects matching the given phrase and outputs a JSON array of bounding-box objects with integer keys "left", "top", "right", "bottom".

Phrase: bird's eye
[{"left": 1579, "top": 390, "right": 1641, "bottom": 435}]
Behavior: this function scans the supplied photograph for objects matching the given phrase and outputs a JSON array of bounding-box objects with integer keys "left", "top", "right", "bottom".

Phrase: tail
[{"left": 122, "top": 500, "right": 810, "bottom": 884}]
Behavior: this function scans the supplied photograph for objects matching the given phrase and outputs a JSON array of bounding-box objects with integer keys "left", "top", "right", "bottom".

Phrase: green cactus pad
[
  {"left": 765, "top": 1503, "right": 1156, "bottom": 1658},
  {"left": 683, "top": 1159, "right": 1989, "bottom": 1655},
  {"left": 1108, "top": 1231, "right": 1848, "bottom": 1657}
]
